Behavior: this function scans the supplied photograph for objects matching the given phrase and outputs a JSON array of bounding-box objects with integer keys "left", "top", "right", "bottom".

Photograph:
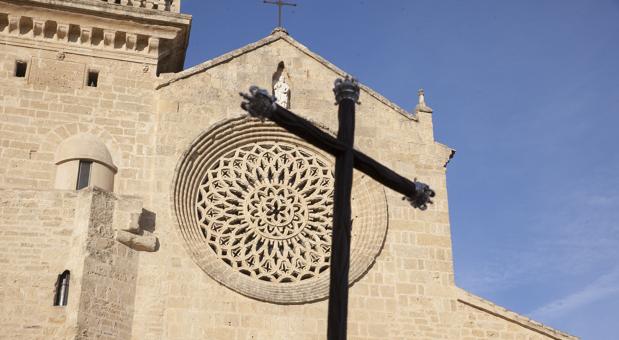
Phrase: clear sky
[{"left": 180, "top": 1, "right": 619, "bottom": 338}]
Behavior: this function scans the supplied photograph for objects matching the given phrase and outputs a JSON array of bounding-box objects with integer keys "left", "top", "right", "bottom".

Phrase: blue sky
[{"left": 180, "top": 1, "right": 619, "bottom": 338}]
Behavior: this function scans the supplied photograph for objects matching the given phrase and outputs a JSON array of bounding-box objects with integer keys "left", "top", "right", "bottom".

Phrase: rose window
[
  {"left": 172, "top": 117, "right": 388, "bottom": 303},
  {"left": 196, "top": 143, "right": 334, "bottom": 283}
]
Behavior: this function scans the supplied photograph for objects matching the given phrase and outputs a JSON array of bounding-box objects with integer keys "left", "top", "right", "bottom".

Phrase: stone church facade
[{"left": 0, "top": 1, "right": 577, "bottom": 339}]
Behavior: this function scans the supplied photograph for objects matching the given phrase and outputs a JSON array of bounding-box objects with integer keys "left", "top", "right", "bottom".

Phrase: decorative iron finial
[
  {"left": 240, "top": 86, "right": 277, "bottom": 120},
  {"left": 333, "top": 76, "right": 360, "bottom": 105},
  {"left": 403, "top": 180, "right": 436, "bottom": 210}
]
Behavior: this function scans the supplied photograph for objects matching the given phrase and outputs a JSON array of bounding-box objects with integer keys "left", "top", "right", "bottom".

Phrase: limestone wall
[
  {"left": 133, "top": 35, "right": 459, "bottom": 339},
  {"left": 0, "top": 43, "right": 157, "bottom": 195},
  {"left": 73, "top": 189, "right": 141, "bottom": 340},
  {"left": 142, "top": 35, "right": 575, "bottom": 340},
  {"left": 0, "top": 188, "right": 145, "bottom": 340},
  {"left": 0, "top": 189, "right": 78, "bottom": 339}
]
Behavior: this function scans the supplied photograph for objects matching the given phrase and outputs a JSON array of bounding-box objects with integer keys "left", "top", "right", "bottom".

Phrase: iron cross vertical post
[
  {"left": 240, "top": 77, "right": 436, "bottom": 340},
  {"left": 328, "top": 78, "right": 359, "bottom": 340},
  {"left": 264, "top": 0, "right": 297, "bottom": 28}
]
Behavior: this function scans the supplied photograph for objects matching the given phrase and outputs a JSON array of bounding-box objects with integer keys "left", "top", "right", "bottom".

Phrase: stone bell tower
[
  {"left": 0, "top": 0, "right": 191, "bottom": 194},
  {"left": 0, "top": 0, "right": 191, "bottom": 78},
  {"left": 0, "top": 1, "right": 190, "bottom": 339}
]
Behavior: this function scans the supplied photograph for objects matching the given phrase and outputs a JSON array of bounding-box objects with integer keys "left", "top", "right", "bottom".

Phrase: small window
[
  {"left": 87, "top": 70, "right": 99, "bottom": 87},
  {"left": 15, "top": 61, "right": 27, "bottom": 78},
  {"left": 76, "top": 160, "right": 92, "bottom": 190},
  {"left": 53, "top": 270, "right": 70, "bottom": 306}
]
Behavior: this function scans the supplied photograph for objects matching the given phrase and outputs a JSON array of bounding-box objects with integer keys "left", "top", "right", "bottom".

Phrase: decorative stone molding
[
  {"left": 33, "top": 18, "right": 44, "bottom": 38},
  {"left": 97, "top": 0, "right": 180, "bottom": 13},
  {"left": 0, "top": 13, "right": 168, "bottom": 59},
  {"left": 172, "top": 116, "right": 388, "bottom": 303},
  {"left": 103, "top": 29, "right": 115, "bottom": 47},
  {"left": 8, "top": 14, "right": 18, "bottom": 35},
  {"left": 148, "top": 36, "right": 159, "bottom": 56},
  {"left": 56, "top": 23, "right": 69, "bottom": 42},
  {"left": 0, "top": 0, "right": 191, "bottom": 71},
  {"left": 126, "top": 33, "right": 137, "bottom": 51},
  {"left": 80, "top": 27, "right": 91, "bottom": 44}
]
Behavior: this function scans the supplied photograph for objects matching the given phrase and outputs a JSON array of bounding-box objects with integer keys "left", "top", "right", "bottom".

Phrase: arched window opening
[{"left": 53, "top": 270, "right": 70, "bottom": 306}]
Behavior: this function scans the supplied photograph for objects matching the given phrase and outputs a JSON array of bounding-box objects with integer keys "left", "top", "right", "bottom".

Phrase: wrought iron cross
[
  {"left": 240, "top": 77, "right": 435, "bottom": 340},
  {"left": 264, "top": 0, "right": 297, "bottom": 28}
]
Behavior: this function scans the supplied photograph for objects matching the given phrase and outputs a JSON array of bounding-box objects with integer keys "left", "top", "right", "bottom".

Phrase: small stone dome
[{"left": 55, "top": 134, "right": 117, "bottom": 172}]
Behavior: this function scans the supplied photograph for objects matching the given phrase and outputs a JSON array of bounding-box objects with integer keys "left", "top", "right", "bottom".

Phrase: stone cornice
[
  {"left": 1, "top": 35, "right": 159, "bottom": 65},
  {"left": 3, "top": 0, "right": 190, "bottom": 24},
  {"left": 0, "top": 0, "right": 191, "bottom": 72}
]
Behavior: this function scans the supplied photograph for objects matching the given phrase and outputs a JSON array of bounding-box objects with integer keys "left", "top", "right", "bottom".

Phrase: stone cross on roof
[{"left": 263, "top": 0, "right": 297, "bottom": 28}]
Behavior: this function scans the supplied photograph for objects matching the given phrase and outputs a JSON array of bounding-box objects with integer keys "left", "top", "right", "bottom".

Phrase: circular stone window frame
[{"left": 171, "top": 115, "right": 388, "bottom": 304}]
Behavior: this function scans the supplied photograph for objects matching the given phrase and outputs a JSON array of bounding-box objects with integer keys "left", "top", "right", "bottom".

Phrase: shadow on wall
[
  {"left": 139, "top": 208, "right": 159, "bottom": 252},
  {"left": 139, "top": 208, "right": 157, "bottom": 234}
]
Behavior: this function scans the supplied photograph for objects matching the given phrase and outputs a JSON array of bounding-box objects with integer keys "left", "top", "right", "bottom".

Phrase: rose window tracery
[
  {"left": 196, "top": 143, "right": 334, "bottom": 283},
  {"left": 172, "top": 117, "right": 388, "bottom": 303}
]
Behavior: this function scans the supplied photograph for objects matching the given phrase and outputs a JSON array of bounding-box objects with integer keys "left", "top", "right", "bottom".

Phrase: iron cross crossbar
[
  {"left": 264, "top": 0, "right": 297, "bottom": 28},
  {"left": 240, "top": 77, "right": 435, "bottom": 340}
]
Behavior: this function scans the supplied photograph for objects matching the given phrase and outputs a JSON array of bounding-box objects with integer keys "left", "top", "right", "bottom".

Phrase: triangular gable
[{"left": 157, "top": 29, "right": 418, "bottom": 121}]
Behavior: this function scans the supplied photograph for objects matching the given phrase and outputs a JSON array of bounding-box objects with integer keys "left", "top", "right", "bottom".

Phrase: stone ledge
[{"left": 116, "top": 229, "right": 158, "bottom": 252}]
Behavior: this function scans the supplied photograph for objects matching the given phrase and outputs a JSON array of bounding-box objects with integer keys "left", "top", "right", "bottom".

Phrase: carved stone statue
[
  {"left": 273, "top": 73, "right": 290, "bottom": 109},
  {"left": 415, "top": 88, "right": 433, "bottom": 113},
  {"left": 418, "top": 88, "right": 426, "bottom": 107}
]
